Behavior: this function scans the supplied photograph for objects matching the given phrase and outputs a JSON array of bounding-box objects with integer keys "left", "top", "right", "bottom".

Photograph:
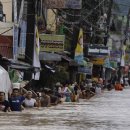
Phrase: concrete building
[
  {"left": 0, "top": 0, "right": 12, "bottom": 22},
  {"left": 0, "top": 0, "right": 13, "bottom": 59}
]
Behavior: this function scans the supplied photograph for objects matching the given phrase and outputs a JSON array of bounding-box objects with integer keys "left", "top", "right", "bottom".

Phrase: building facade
[{"left": 0, "top": 0, "right": 12, "bottom": 22}]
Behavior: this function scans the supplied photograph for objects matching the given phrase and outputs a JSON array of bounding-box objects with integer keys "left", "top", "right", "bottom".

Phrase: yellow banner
[
  {"left": 91, "top": 58, "right": 105, "bottom": 65},
  {"left": 75, "top": 28, "right": 84, "bottom": 62}
]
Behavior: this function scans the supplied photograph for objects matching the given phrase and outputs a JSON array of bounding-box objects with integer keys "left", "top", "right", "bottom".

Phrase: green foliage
[{"left": 40, "top": 67, "right": 69, "bottom": 88}]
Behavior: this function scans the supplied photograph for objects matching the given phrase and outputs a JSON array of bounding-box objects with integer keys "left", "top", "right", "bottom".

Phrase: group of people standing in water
[{"left": 1, "top": 76, "right": 127, "bottom": 112}]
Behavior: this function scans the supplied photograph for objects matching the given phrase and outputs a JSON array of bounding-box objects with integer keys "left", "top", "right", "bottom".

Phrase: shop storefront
[
  {"left": 77, "top": 61, "right": 93, "bottom": 82},
  {"left": 86, "top": 44, "right": 109, "bottom": 79}
]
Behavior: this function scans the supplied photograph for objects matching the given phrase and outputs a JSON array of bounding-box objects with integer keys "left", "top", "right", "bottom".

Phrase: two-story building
[{"left": 0, "top": 0, "right": 13, "bottom": 59}]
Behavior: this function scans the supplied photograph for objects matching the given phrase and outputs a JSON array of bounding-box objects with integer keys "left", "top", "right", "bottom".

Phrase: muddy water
[{"left": 0, "top": 88, "right": 130, "bottom": 130}]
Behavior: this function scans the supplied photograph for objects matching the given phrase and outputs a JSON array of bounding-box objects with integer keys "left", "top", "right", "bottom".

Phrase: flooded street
[{"left": 1, "top": 88, "right": 130, "bottom": 130}]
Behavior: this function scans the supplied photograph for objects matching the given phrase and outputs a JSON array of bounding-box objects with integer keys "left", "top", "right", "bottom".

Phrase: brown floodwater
[{"left": 0, "top": 88, "right": 130, "bottom": 130}]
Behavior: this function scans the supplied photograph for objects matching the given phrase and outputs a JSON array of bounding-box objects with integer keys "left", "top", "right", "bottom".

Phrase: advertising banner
[
  {"left": 104, "top": 57, "right": 111, "bottom": 68},
  {"left": 110, "top": 50, "right": 121, "bottom": 62},
  {"left": 13, "top": 0, "right": 18, "bottom": 59},
  {"left": 45, "top": 0, "right": 82, "bottom": 9},
  {"left": 91, "top": 57, "right": 105, "bottom": 65},
  {"left": 78, "top": 62, "right": 93, "bottom": 75},
  {"left": 45, "top": 0, "right": 65, "bottom": 9},
  {"left": 75, "top": 28, "right": 84, "bottom": 63},
  {"left": 17, "top": 20, "right": 27, "bottom": 59},
  {"left": 39, "top": 34, "right": 65, "bottom": 52},
  {"left": 88, "top": 45, "right": 109, "bottom": 56},
  {"left": 13, "top": 25, "right": 18, "bottom": 59},
  {"left": 65, "top": 0, "right": 82, "bottom": 9},
  {"left": 110, "top": 61, "right": 117, "bottom": 68},
  {"left": 125, "top": 51, "right": 130, "bottom": 65}
]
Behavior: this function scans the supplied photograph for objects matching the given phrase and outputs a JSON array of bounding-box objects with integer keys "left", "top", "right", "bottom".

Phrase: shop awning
[
  {"left": 39, "top": 52, "right": 61, "bottom": 61},
  {"left": 39, "top": 52, "right": 78, "bottom": 66},
  {"left": 9, "top": 64, "right": 32, "bottom": 71},
  {"left": 77, "top": 60, "right": 93, "bottom": 75},
  {"left": 62, "top": 56, "right": 78, "bottom": 66},
  {"left": 8, "top": 59, "right": 40, "bottom": 72},
  {"left": 76, "top": 60, "right": 90, "bottom": 66}
]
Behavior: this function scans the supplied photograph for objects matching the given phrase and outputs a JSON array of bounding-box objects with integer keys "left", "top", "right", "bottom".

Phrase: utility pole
[
  {"left": 124, "top": 8, "right": 130, "bottom": 45},
  {"left": 106, "top": 0, "right": 113, "bottom": 28},
  {"left": 71, "top": 24, "right": 80, "bottom": 59},
  {"left": 104, "top": 0, "right": 113, "bottom": 46},
  {"left": 70, "top": 10, "right": 80, "bottom": 59},
  {"left": 120, "top": 8, "right": 130, "bottom": 81},
  {"left": 117, "top": 15, "right": 125, "bottom": 82},
  {"left": 24, "top": 0, "right": 35, "bottom": 80},
  {"left": 126, "top": 8, "right": 130, "bottom": 79},
  {"left": 118, "top": 8, "right": 130, "bottom": 82},
  {"left": 69, "top": 10, "right": 80, "bottom": 82}
]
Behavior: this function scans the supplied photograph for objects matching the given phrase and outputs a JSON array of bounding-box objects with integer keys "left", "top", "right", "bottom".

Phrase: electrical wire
[
  {"left": 1, "top": 0, "right": 106, "bottom": 34},
  {"left": 53, "top": 0, "right": 107, "bottom": 35},
  {"left": 80, "top": 0, "right": 106, "bottom": 23},
  {"left": 6, "top": 0, "right": 129, "bottom": 46}
]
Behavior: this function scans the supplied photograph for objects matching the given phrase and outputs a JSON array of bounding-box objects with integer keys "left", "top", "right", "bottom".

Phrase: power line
[
  {"left": 54, "top": 0, "right": 107, "bottom": 35},
  {"left": 80, "top": 0, "right": 106, "bottom": 22}
]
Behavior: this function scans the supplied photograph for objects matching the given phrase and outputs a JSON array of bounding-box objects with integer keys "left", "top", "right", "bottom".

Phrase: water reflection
[{"left": 0, "top": 89, "right": 130, "bottom": 130}]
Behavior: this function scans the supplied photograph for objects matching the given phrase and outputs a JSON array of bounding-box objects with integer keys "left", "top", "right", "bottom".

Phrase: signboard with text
[
  {"left": 78, "top": 62, "right": 93, "bottom": 75},
  {"left": 125, "top": 51, "right": 130, "bottom": 65},
  {"left": 110, "top": 50, "right": 121, "bottom": 62},
  {"left": 17, "top": 21, "right": 27, "bottom": 60},
  {"left": 88, "top": 45, "right": 109, "bottom": 56},
  {"left": 39, "top": 34, "right": 65, "bottom": 52},
  {"left": 45, "top": 0, "right": 82, "bottom": 9},
  {"left": 91, "top": 57, "right": 105, "bottom": 65}
]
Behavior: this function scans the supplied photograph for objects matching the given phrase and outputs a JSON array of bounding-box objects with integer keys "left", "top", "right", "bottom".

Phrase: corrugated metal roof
[
  {"left": 39, "top": 52, "right": 62, "bottom": 61},
  {"left": 0, "top": 36, "right": 13, "bottom": 58}
]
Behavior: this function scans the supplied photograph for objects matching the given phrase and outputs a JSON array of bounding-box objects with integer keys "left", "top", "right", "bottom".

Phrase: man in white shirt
[{"left": 23, "top": 91, "right": 38, "bottom": 108}]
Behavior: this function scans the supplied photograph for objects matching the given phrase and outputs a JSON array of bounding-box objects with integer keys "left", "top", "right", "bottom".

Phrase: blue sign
[
  {"left": 88, "top": 45, "right": 109, "bottom": 56},
  {"left": 78, "top": 66, "right": 93, "bottom": 75}
]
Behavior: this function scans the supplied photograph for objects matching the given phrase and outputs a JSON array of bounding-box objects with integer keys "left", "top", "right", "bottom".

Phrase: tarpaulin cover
[{"left": 0, "top": 66, "right": 11, "bottom": 100}]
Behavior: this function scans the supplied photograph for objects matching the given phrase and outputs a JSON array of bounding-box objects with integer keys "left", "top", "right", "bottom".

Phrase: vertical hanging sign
[
  {"left": 74, "top": 28, "right": 84, "bottom": 64},
  {"left": 13, "top": 0, "right": 18, "bottom": 60},
  {"left": 18, "top": 0, "right": 24, "bottom": 25},
  {"left": 17, "top": 0, "right": 26, "bottom": 59}
]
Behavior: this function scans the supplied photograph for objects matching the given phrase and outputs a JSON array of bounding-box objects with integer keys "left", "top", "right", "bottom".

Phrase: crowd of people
[{"left": 0, "top": 76, "right": 128, "bottom": 112}]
